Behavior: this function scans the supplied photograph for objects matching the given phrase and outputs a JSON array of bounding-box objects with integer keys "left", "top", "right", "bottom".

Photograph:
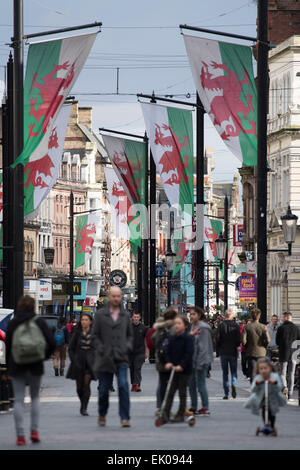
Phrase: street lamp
[
  {"left": 215, "top": 233, "right": 227, "bottom": 269},
  {"left": 165, "top": 249, "right": 176, "bottom": 307},
  {"left": 281, "top": 206, "right": 298, "bottom": 255}
]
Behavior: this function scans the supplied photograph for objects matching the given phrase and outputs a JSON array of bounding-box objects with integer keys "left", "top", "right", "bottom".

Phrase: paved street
[{"left": 1, "top": 357, "right": 300, "bottom": 450}]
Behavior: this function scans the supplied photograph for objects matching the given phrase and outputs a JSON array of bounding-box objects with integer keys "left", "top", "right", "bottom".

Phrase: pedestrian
[
  {"left": 161, "top": 316, "right": 194, "bottom": 423},
  {"left": 152, "top": 307, "right": 177, "bottom": 416},
  {"left": 276, "top": 311, "right": 300, "bottom": 400},
  {"left": 92, "top": 286, "right": 133, "bottom": 428},
  {"left": 188, "top": 306, "right": 214, "bottom": 416},
  {"left": 52, "top": 317, "right": 69, "bottom": 377},
  {"left": 242, "top": 308, "right": 270, "bottom": 383},
  {"left": 5, "top": 295, "right": 55, "bottom": 445},
  {"left": 66, "top": 312, "right": 96, "bottom": 416},
  {"left": 267, "top": 314, "right": 279, "bottom": 361},
  {"left": 129, "top": 312, "right": 149, "bottom": 392},
  {"left": 240, "top": 320, "right": 249, "bottom": 379},
  {"left": 66, "top": 317, "right": 75, "bottom": 337},
  {"left": 216, "top": 309, "right": 241, "bottom": 399},
  {"left": 244, "top": 357, "right": 286, "bottom": 434}
]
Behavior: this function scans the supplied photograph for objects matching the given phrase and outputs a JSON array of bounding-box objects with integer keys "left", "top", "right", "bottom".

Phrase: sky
[{"left": 0, "top": 0, "right": 258, "bottom": 183}]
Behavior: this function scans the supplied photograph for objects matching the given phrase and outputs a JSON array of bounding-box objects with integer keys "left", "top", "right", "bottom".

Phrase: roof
[{"left": 77, "top": 124, "right": 107, "bottom": 158}]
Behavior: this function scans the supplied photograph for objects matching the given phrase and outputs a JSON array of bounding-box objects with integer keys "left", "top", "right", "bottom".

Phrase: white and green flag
[
  {"left": 75, "top": 212, "right": 100, "bottom": 269},
  {"left": 13, "top": 32, "right": 97, "bottom": 170},
  {"left": 101, "top": 134, "right": 146, "bottom": 257},
  {"left": 184, "top": 35, "right": 257, "bottom": 166},
  {"left": 142, "top": 103, "right": 194, "bottom": 275},
  {"left": 24, "top": 104, "right": 71, "bottom": 220}
]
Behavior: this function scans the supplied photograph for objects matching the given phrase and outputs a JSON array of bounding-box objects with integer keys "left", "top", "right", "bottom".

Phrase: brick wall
[{"left": 269, "top": 0, "right": 300, "bottom": 44}]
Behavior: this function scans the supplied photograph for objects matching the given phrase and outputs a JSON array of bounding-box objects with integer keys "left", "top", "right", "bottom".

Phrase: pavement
[{"left": 1, "top": 357, "right": 300, "bottom": 450}]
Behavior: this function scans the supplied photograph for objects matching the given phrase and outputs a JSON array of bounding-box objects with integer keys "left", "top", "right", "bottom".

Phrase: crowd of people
[{"left": 1, "top": 288, "right": 300, "bottom": 445}]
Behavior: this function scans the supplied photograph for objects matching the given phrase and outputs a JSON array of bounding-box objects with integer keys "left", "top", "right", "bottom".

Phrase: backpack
[
  {"left": 146, "top": 327, "right": 155, "bottom": 351},
  {"left": 54, "top": 327, "right": 65, "bottom": 347},
  {"left": 157, "top": 329, "right": 171, "bottom": 363},
  {"left": 12, "top": 317, "right": 46, "bottom": 365}
]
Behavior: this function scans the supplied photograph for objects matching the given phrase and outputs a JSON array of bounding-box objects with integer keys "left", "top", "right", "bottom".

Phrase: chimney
[
  {"left": 268, "top": 0, "right": 300, "bottom": 45},
  {"left": 78, "top": 107, "right": 92, "bottom": 131}
]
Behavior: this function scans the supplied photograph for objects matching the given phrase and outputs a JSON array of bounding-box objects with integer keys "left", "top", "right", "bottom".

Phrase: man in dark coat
[
  {"left": 129, "top": 312, "right": 148, "bottom": 392},
  {"left": 276, "top": 311, "right": 300, "bottom": 399},
  {"left": 216, "top": 309, "right": 241, "bottom": 399},
  {"left": 92, "top": 286, "right": 133, "bottom": 428}
]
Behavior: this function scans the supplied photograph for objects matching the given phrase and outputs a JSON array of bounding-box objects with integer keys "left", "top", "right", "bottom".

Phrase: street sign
[
  {"left": 155, "top": 263, "right": 165, "bottom": 277},
  {"left": 233, "top": 224, "right": 244, "bottom": 246}
]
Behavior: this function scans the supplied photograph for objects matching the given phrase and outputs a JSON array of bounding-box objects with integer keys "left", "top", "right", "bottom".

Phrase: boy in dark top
[
  {"left": 129, "top": 313, "right": 149, "bottom": 392},
  {"left": 163, "top": 316, "right": 194, "bottom": 423}
]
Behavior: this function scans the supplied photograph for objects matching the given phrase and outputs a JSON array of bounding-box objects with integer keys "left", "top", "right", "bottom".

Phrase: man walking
[
  {"left": 276, "top": 312, "right": 300, "bottom": 400},
  {"left": 216, "top": 309, "right": 241, "bottom": 400},
  {"left": 92, "top": 286, "right": 133, "bottom": 427},
  {"left": 242, "top": 308, "right": 270, "bottom": 382},
  {"left": 267, "top": 314, "right": 279, "bottom": 360},
  {"left": 189, "top": 307, "right": 214, "bottom": 416},
  {"left": 129, "top": 313, "right": 148, "bottom": 392}
]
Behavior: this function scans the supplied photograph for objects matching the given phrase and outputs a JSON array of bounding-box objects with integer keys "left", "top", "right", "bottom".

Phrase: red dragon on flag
[
  {"left": 154, "top": 124, "right": 189, "bottom": 186},
  {"left": 24, "top": 127, "right": 59, "bottom": 189},
  {"left": 200, "top": 61, "right": 256, "bottom": 141},
  {"left": 29, "top": 62, "right": 75, "bottom": 138},
  {"left": 76, "top": 224, "right": 97, "bottom": 254}
]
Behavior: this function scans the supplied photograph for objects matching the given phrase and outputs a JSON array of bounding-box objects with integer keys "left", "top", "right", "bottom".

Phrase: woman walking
[
  {"left": 66, "top": 312, "right": 96, "bottom": 416},
  {"left": 5, "top": 295, "right": 55, "bottom": 446}
]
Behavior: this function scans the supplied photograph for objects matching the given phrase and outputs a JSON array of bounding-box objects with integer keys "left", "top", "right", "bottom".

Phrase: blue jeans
[
  {"left": 189, "top": 364, "right": 209, "bottom": 410},
  {"left": 98, "top": 365, "right": 130, "bottom": 420},
  {"left": 220, "top": 355, "right": 238, "bottom": 396}
]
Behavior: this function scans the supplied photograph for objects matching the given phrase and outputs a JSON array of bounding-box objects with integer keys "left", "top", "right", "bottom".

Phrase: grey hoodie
[{"left": 192, "top": 321, "right": 214, "bottom": 369}]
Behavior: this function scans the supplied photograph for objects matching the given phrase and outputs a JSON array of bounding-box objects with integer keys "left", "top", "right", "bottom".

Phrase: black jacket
[
  {"left": 92, "top": 306, "right": 133, "bottom": 374},
  {"left": 5, "top": 311, "right": 56, "bottom": 377},
  {"left": 166, "top": 331, "right": 194, "bottom": 375},
  {"left": 131, "top": 323, "right": 148, "bottom": 355},
  {"left": 276, "top": 321, "right": 300, "bottom": 362},
  {"left": 216, "top": 320, "right": 241, "bottom": 357},
  {"left": 66, "top": 327, "right": 96, "bottom": 380}
]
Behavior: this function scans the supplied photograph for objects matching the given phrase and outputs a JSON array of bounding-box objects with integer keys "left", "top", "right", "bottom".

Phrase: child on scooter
[
  {"left": 162, "top": 316, "right": 194, "bottom": 423},
  {"left": 244, "top": 357, "right": 286, "bottom": 435}
]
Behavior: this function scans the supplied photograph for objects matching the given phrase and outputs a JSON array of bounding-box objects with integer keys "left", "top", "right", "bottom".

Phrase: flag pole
[
  {"left": 195, "top": 94, "right": 205, "bottom": 309},
  {"left": 69, "top": 191, "right": 74, "bottom": 321},
  {"left": 2, "top": 53, "right": 15, "bottom": 309},
  {"left": 256, "top": 0, "right": 269, "bottom": 324},
  {"left": 12, "top": 0, "right": 24, "bottom": 309}
]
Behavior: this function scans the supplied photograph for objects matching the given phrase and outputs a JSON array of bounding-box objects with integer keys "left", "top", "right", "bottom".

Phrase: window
[
  {"left": 81, "top": 165, "right": 88, "bottom": 182},
  {"left": 282, "top": 155, "right": 289, "bottom": 207}
]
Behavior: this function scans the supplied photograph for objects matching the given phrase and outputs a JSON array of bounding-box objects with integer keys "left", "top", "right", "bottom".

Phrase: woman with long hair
[
  {"left": 66, "top": 312, "right": 96, "bottom": 416},
  {"left": 5, "top": 295, "right": 55, "bottom": 445}
]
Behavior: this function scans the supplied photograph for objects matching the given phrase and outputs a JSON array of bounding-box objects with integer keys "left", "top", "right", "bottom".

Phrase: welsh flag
[
  {"left": 141, "top": 103, "right": 194, "bottom": 275},
  {"left": 184, "top": 35, "right": 257, "bottom": 166},
  {"left": 204, "top": 216, "right": 223, "bottom": 275},
  {"left": 24, "top": 104, "right": 71, "bottom": 220},
  {"left": 12, "top": 32, "right": 96, "bottom": 171},
  {"left": 101, "top": 135, "right": 146, "bottom": 257},
  {"left": 104, "top": 167, "right": 141, "bottom": 256},
  {"left": 75, "top": 213, "right": 99, "bottom": 269}
]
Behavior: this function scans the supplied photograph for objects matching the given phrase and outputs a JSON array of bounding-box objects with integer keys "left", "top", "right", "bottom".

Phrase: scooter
[
  {"left": 255, "top": 381, "right": 277, "bottom": 436},
  {"left": 155, "top": 367, "right": 195, "bottom": 427}
]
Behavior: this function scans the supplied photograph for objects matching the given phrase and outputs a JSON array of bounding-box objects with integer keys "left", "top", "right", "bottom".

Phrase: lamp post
[
  {"left": 281, "top": 206, "right": 298, "bottom": 256},
  {"left": 215, "top": 232, "right": 228, "bottom": 311},
  {"left": 165, "top": 250, "right": 176, "bottom": 307}
]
